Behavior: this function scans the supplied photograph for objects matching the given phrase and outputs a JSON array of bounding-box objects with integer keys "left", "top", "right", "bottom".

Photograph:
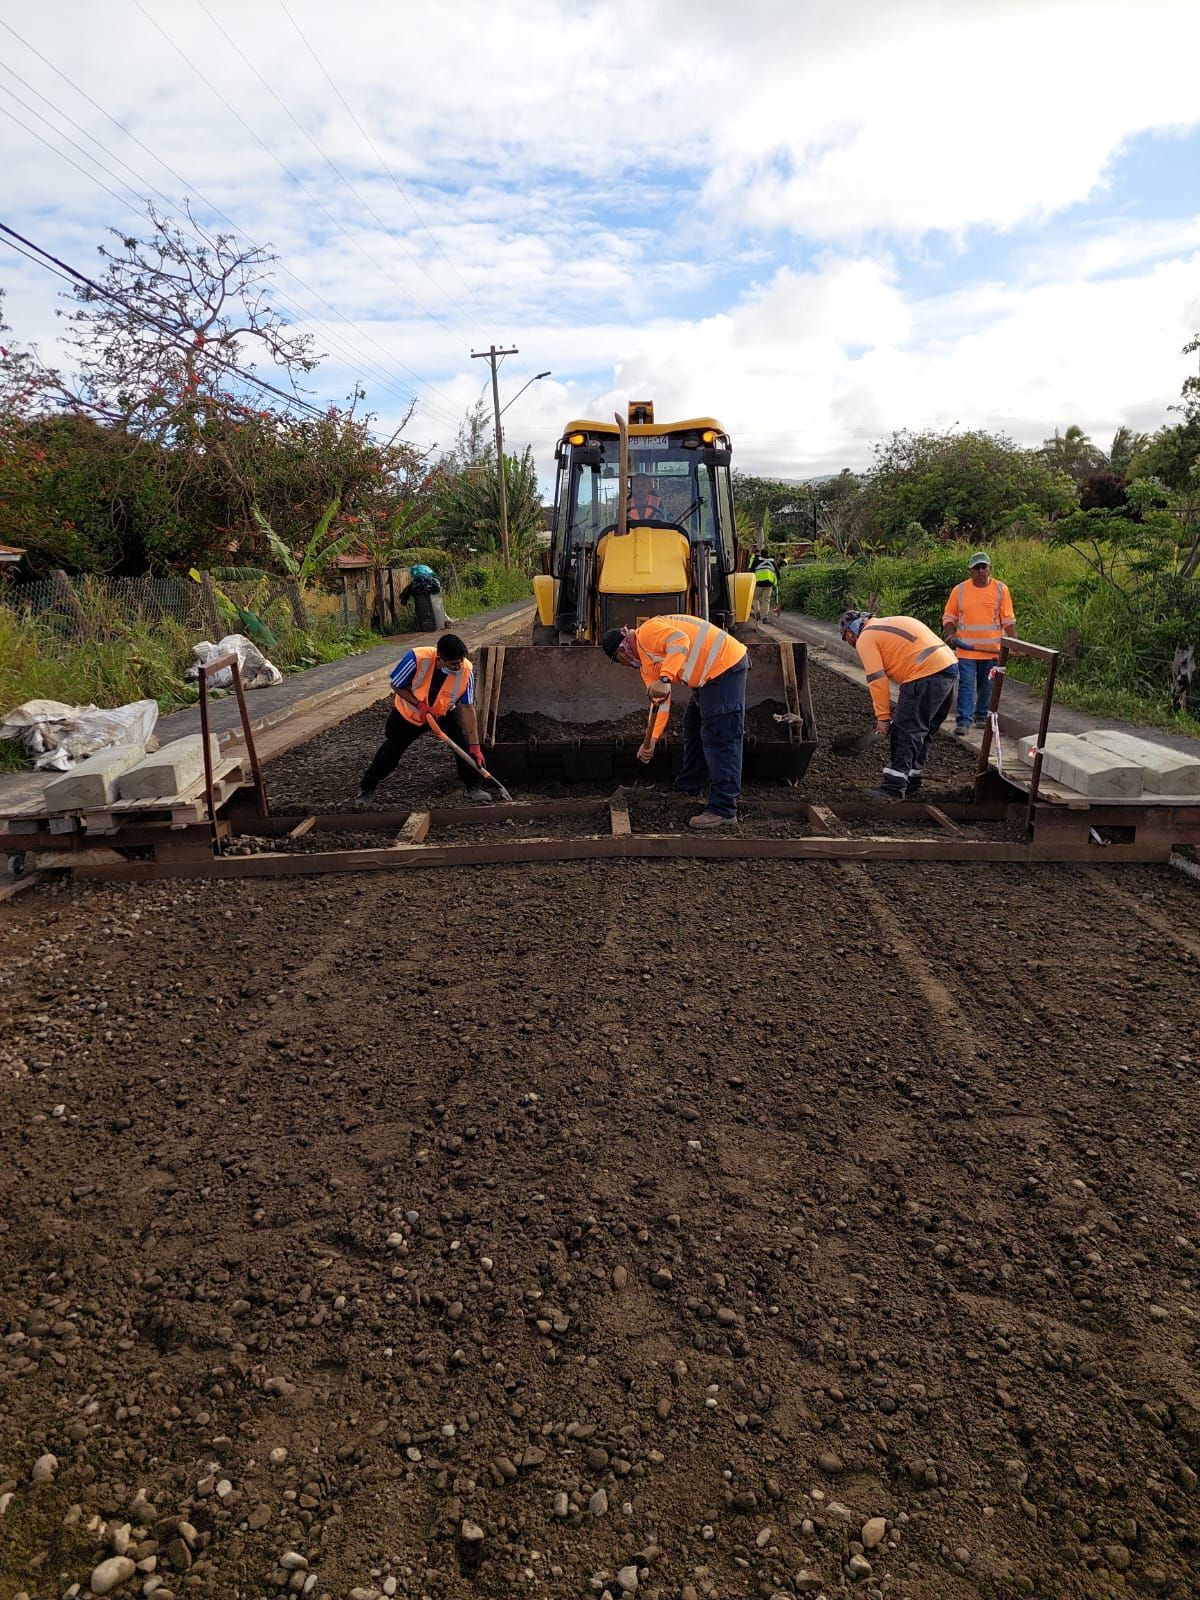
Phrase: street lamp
[
  {"left": 492, "top": 370, "right": 550, "bottom": 568},
  {"left": 499, "top": 370, "right": 552, "bottom": 417}
]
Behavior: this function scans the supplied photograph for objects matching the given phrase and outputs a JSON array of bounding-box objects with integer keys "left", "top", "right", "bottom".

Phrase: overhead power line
[
  {"left": 278, "top": 0, "right": 490, "bottom": 322},
  {"left": 0, "top": 75, "right": 456, "bottom": 428},
  {"left": 130, "top": 0, "right": 466, "bottom": 413},
  {"left": 0, "top": 100, "right": 146, "bottom": 227},
  {"left": 194, "top": 0, "right": 484, "bottom": 336},
  {"left": 0, "top": 19, "right": 465, "bottom": 431},
  {"left": 0, "top": 218, "right": 335, "bottom": 422}
]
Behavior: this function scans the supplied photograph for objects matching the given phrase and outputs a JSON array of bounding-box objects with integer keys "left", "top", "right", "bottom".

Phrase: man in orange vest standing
[
  {"left": 942, "top": 552, "right": 1016, "bottom": 734},
  {"left": 838, "top": 610, "right": 959, "bottom": 800},
  {"left": 603, "top": 614, "right": 747, "bottom": 828},
  {"left": 355, "top": 632, "right": 491, "bottom": 806}
]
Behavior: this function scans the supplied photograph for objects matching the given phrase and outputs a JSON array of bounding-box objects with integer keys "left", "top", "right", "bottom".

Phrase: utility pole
[{"left": 471, "top": 344, "right": 519, "bottom": 568}]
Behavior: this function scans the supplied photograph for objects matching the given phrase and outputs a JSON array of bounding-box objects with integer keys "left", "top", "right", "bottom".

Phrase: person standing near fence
[{"left": 942, "top": 553, "right": 1016, "bottom": 734}]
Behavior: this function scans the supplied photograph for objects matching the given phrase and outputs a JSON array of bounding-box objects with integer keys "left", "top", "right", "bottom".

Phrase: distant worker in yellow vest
[
  {"left": 749, "top": 548, "right": 780, "bottom": 621},
  {"left": 838, "top": 610, "right": 959, "bottom": 801},
  {"left": 942, "top": 552, "right": 1016, "bottom": 735},
  {"left": 603, "top": 614, "right": 748, "bottom": 829},
  {"left": 627, "top": 473, "right": 665, "bottom": 523},
  {"left": 355, "top": 633, "right": 491, "bottom": 806}
]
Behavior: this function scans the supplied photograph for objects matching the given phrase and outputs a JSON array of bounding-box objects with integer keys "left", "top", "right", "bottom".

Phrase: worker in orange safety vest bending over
[
  {"left": 942, "top": 550, "right": 1016, "bottom": 734},
  {"left": 838, "top": 610, "right": 959, "bottom": 801},
  {"left": 603, "top": 614, "right": 747, "bottom": 829},
  {"left": 355, "top": 632, "right": 492, "bottom": 807}
]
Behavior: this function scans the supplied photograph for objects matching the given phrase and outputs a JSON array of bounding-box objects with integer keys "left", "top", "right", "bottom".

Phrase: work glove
[
  {"left": 412, "top": 702, "right": 432, "bottom": 723},
  {"left": 468, "top": 745, "right": 485, "bottom": 768}
]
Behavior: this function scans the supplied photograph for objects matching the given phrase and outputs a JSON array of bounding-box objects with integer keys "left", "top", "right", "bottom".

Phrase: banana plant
[{"left": 251, "top": 496, "right": 358, "bottom": 593}]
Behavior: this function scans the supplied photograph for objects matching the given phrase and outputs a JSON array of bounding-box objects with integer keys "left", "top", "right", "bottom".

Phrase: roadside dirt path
[{"left": 1, "top": 661, "right": 1198, "bottom": 1600}]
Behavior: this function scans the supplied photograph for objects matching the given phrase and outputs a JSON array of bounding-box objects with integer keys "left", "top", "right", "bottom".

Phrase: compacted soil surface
[{"left": 2, "top": 662, "right": 1199, "bottom": 1600}]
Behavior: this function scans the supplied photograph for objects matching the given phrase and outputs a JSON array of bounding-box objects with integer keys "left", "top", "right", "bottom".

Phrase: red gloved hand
[
  {"left": 413, "top": 703, "right": 432, "bottom": 722},
  {"left": 469, "top": 745, "right": 485, "bottom": 767}
]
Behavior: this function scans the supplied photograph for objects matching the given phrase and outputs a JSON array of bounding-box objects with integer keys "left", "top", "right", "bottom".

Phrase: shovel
[
  {"left": 427, "top": 716, "right": 514, "bottom": 803},
  {"left": 831, "top": 728, "right": 880, "bottom": 756}
]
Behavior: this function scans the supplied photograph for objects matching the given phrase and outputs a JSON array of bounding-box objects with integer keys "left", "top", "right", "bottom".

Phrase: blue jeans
[
  {"left": 673, "top": 658, "right": 747, "bottom": 817},
  {"left": 955, "top": 657, "right": 996, "bottom": 726}
]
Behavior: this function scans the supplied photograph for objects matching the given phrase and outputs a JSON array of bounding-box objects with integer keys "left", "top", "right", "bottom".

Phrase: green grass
[
  {"left": 780, "top": 538, "right": 1200, "bottom": 738},
  {"left": 444, "top": 560, "right": 534, "bottom": 618}
]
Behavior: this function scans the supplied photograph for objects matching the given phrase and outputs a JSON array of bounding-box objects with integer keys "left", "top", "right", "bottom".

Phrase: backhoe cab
[{"left": 532, "top": 402, "right": 757, "bottom": 643}]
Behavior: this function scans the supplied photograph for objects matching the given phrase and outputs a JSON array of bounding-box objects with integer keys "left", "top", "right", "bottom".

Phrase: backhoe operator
[{"left": 628, "top": 473, "right": 664, "bottom": 522}]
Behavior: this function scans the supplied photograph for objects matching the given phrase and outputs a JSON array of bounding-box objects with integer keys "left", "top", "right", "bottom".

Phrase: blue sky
[{"left": 1, "top": 0, "right": 1199, "bottom": 483}]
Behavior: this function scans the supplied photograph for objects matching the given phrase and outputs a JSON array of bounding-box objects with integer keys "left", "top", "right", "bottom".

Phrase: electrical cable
[
  {"left": 278, "top": 0, "right": 490, "bottom": 322},
  {"left": 0, "top": 25, "right": 465, "bottom": 429},
  {"left": 131, "top": 0, "right": 466, "bottom": 412},
  {"left": 0, "top": 219, "right": 333, "bottom": 421},
  {"left": 195, "top": 0, "right": 484, "bottom": 335}
]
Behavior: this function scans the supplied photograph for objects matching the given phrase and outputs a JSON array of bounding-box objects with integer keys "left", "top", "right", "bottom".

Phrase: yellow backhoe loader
[{"left": 476, "top": 403, "right": 816, "bottom": 782}]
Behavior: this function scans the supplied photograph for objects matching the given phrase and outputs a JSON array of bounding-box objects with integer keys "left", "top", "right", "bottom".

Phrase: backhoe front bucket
[{"left": 476, "top": 642, "right": 817, "bottom": 783}]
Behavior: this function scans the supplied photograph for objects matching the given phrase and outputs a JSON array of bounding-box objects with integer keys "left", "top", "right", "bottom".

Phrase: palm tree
[
  {"left": 1041, "top": 425, "right": 1105, "bottom": 485},
  {"left": 1105, "top": 426, "right": 1151, "bottom": 476}
]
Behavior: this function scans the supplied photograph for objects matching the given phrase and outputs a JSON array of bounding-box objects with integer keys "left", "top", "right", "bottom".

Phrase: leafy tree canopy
[{"left": 862, "top": 428, "right": 1075, "bottom": 546}]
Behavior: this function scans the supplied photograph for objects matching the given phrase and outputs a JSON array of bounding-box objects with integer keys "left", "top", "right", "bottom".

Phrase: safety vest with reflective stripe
[
  {"left": 628, "top": 491, "right": 665, "bottom": 522},
  {"left": 942, "top": 579, "right": 1014, "bottom": 660},
  {"left": 395, "top": 646, "right": 473, "bottom": 725},
  {"left": 855, "top": 617, "right": 957, "bottom": 720},
  {"left": 635, "top": 614, "right": 748, "bottom": 739}
]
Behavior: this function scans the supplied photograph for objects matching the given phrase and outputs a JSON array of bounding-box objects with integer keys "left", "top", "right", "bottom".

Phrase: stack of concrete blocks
[
  {"left": 117, "top": 734, "right": 221, "bottom": 802},
  {"left": 43, "top": 745, "right": 148, "bottom": 810},
  {"left": 1078, "top": 730, "right": 1200, "bottom": 797},
  {"left": 1017, "top": 729, "right": 1200, "bottom": 798}
]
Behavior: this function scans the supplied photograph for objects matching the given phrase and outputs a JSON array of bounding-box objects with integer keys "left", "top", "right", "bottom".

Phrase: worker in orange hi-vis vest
[
  {"left": 602, "top": 614, "right": 748, "bottom": 829},
  {"left": 354, "top": 633, "right": 491, "bottom": 807},
  {"left": 627, "top": 472, "right": 665, "bottom": 523},
  {"left": 838, "top": 610, "right": 959, "bottom": 801},
  {"left": 942, "top": 551, "right": 1016, "bottom": 734}
]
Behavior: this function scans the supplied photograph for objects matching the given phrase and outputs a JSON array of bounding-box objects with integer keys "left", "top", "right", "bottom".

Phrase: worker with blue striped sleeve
[{"left": 355, "top": 633, "right": 492, "bottom": 806}]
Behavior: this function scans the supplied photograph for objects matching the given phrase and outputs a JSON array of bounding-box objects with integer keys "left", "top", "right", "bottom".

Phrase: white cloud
[
  {"left": 1, "top": 0, "right": 1199, "bottom": 484},
  {"left": 582, "top": 249, "right": 1200, "bottom": 477}
]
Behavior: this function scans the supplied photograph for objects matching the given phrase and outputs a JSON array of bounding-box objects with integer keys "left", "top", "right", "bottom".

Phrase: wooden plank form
[
  {"left": 394, "top": 811, "right": 431, "bottom": 848},
  {"left": 75, "top": 828, "right": 1172, "bottom": 883}
]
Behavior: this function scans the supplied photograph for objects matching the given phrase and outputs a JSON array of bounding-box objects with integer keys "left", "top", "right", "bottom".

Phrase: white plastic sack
[
  {"left": 186, "top": 634, "right": 282, "bottom": 691},
  {"left": 0, "top": 697, "right": 160, "bottom": 771}
]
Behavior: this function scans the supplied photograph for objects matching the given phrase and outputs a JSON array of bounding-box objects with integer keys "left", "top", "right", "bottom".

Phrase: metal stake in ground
[{"left": 426, "top": 716, "right": 514, "bottom": 802}]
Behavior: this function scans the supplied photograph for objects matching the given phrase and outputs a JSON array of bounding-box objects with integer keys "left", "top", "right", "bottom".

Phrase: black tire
[{"left": 531, "top": 622, "right": 557, "bottom": 645}]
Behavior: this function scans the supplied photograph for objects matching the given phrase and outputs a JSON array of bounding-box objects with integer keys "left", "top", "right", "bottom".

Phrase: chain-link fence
[
  {"left": 0, "top": 570, "right": 313, "bottom": 643},
  {"left": 2, "top": 572, "right": 208, "bottom": 642}
]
